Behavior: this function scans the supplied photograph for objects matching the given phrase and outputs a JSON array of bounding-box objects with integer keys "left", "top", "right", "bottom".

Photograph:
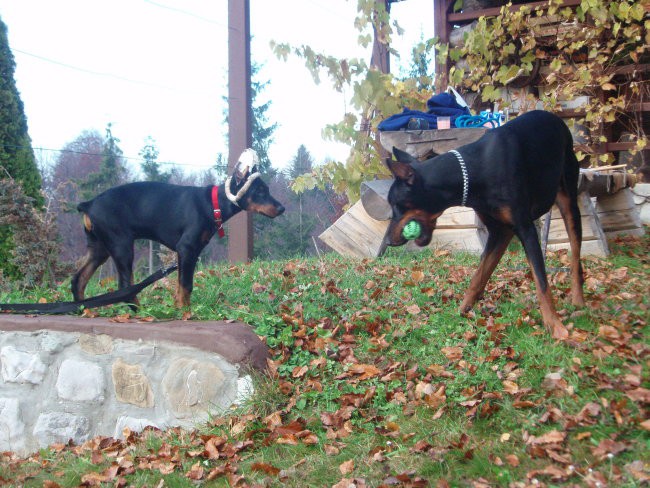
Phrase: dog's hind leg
[
  {"left": 107, "top": 241, "right": 139, "bottom": 308},
  {"left": 554, "top": 188, "right": 585, "bottom": 307},
  {"left": 459, "top": 216, "right": 514, "bottom": 314},
  {"left": 515, "top": 221, "right": 568, "bottom": 340},
  {"left": 72, "top": 237, "right": 110, "bottom": 301}
]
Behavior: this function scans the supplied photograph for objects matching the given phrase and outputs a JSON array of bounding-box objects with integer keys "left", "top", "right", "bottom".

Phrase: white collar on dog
[
  {"left": 225, "top": 172, "right": 261, "bottom": 207},
  {"left": 449, "top": 149, "right": 469, "bottom": 207}
]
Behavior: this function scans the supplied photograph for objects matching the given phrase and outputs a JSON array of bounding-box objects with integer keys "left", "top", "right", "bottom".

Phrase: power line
[
  {"left": 10, "top": 47, "right": 218, "bottom": 95},
  {"left": 142, "top": 0, "right": 228, "bottom": 28},
  {"left": 2, "top": 143, "right": 214, "bottom": 168}
]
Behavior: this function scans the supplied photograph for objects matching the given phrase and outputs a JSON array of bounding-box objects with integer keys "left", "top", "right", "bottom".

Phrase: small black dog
[
  {"left": 384, "top": 110, "right": 584, "bottom": 339},
  {"left": 72, "top": 149, "right": 284, "bottom": 308}
]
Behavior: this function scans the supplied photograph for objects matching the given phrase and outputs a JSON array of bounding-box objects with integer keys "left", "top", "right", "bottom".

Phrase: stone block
[
  {"left": 0, "top": 346, "right": 47, "bottom": 384},
  {"left": 79, "top": 334, "right": 113, "bottom": 355},
  {"left": 235, "top": 375, "right": 254, "bottom": 406},
  {"left": 0, "top": 397, "right": 25, "bottom": 452},
  {"left": 114, "top": 415, "right": 161, "bottom": 439},
  {"left": 112, "top": 358, "right": 154, "bottom": 408},
  {"left": 40, "top": 331, "right": 77, "bottom": 354},
  {"left": 56, "top": 359, "right": 105, "bottom": 402},
  {"left": 162, "top": 358, "right": 228, "bottom": 418},
  {"left": 33, "top": 412, "right": 89, "bottom": 446}
]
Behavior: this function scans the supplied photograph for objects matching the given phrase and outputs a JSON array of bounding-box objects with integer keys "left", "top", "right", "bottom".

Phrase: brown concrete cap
[{"left": 0, "top": 314, "right": 269, "bottom": 372}]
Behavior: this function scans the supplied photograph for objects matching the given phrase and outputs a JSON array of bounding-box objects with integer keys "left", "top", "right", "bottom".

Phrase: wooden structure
[
  {"left": 319, "top": 129, "right": 643, "bottom": 259},
  {"left": 380, "top": 127, "right": 487, "bottom": 159},
  {"left": 432, "top": 0, "right": 649, "bottom": 169},
  {"left": 227, "top": 0, "right": 253, "bottom": 263}
]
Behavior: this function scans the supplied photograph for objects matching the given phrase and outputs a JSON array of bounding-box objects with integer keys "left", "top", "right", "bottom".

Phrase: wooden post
[
  {"left": 228, "top": 0, "right": 253, "bottom": 263},
  {"left": 370, "top": 0, "right": 391, "bottom": 73},
  {"left": 433, "top": 0, "right": 451, "bottom": 91}
]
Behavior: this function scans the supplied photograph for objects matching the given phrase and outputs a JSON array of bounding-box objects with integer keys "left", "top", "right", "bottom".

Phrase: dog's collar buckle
[
  {"left": 211, "top": 186, "right": 225, "bottom": 238},
  {"left": 449, "top": 149, "right": 469, "bottom": 207}
]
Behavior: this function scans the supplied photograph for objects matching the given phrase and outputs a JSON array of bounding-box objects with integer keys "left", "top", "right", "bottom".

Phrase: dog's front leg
[
  {"left": 460, "top": 220, "right": 513, "bottom": 314},
  {"left": 175, "top": 255, "right": 193, "bottom": 308},
  {"left": 516, "top": 223, "right": 568, "bottom": 340},
  {"left": 175, "top": 242, "right": 202, "bottom": 308}
]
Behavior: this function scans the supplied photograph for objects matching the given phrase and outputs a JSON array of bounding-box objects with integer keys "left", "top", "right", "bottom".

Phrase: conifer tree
[
  {"left": 0, "top": 16, "right": 44, "bottom": 278},
  {"left": 78, "top": 123, "right": 127, "bottom": 200}
]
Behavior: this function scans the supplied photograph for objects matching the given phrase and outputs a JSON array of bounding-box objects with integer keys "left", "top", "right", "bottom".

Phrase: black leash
[{"left": 0, "top": 264, "right": 178, "bottom": 315}]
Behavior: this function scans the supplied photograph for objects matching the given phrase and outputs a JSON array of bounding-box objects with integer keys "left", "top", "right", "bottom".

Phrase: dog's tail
[
  {"left": 77, "top": 201, "right": 94, "bottom": 233},
  {"left": 77, "top": 201, "right": 91, "bottom": 213}
]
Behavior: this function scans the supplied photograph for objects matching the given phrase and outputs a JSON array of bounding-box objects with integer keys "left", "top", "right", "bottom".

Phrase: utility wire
[
  {"left": 2, "top": 143, "right": 214, "bottom": 168},
  {"left": 142, "top": 0, "right": 228, "bottom": 28},
  {"left": 10, "top": 47, "right": 219, "bottom": 95}
]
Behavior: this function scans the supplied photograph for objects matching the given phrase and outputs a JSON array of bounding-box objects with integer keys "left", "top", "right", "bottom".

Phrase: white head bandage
[{"left": 225, "top": 148, "right": 262, "bottom": 206}]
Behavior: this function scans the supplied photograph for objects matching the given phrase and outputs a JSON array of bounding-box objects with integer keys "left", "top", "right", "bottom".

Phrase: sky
[{"left": 1, "top": 0, "right": 435, "bottom": 175}]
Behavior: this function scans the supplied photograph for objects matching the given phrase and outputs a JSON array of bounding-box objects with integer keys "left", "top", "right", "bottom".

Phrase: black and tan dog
[
  {"left": 72, "top": 149, "right": 284, "bottom": 308},
  {"left": 384, "top": 110, "right": 584, "bottom": 339}
]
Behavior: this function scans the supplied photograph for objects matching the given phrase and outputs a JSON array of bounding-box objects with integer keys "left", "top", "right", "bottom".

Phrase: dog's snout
[{"left": 276, "top": 204, "right": 285, "bottom": 215}]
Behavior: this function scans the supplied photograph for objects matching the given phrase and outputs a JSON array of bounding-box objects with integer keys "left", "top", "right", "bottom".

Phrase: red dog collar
[{"left": 211, "top": 186, "right": 225, "bottom": 238}]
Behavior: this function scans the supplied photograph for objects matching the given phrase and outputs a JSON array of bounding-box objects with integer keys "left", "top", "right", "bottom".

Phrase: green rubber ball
[{"left": 402, "top": 220, "right": 422, "bottom": 240}]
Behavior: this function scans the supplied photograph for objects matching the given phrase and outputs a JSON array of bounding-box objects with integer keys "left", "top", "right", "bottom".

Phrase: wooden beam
[
  {"left": 228, "top": 0, "right": 253, "bottom": 263},
  {"left": 447, "top": 0, "right": 581, "bottom": 23}
]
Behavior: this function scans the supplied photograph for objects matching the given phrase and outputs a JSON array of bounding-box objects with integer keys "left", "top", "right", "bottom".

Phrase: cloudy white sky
[{"left": 1, "top": 0, "right": 434, "bottom": 175}]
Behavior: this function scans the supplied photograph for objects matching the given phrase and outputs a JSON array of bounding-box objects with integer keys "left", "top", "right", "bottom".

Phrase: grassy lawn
[{"left": 1, "top": 232, "right": 648, "bottom": 487}]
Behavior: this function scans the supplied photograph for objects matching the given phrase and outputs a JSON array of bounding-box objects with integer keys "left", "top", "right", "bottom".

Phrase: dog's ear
[
  {"left": 392, "top": 147, "right": 419, "bottom": 165},
  {"left": 386, "top": 158, "right": 416, "bottom": 185}
]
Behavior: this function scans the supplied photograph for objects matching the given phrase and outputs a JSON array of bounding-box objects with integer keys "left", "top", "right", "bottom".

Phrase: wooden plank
[
  {"left": 447, "top": 0, "right": 581, "bottom": 23},
  {"left": 547, "top": 215, "right": 598, "bottom": 242},
  {"left": 596, "top": 189, "right": 638, "bottom": 212},
  {"left": 410, "top": 227, "right": 486, "bottom": 254},
  {"left": 437, "top": 206, "right": 483, "bottom": 228},
  {"left": 596, "top": 189, "right": 643, "bottom": 237},
  {"left": 380, "top": 128, "right": 487, "bottom": 159},
  {"left": 318, "top": 201, "right": 388, "bottom": 259},
  {"left": 547, "top": 239, "right": 607, "bottom": 257},
  {"left": 545, "top": 192, "right": 609, "bottom": 256}
]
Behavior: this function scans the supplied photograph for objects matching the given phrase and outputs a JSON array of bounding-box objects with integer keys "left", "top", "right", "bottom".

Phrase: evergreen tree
[
  {"left": 215, "top": 59, "right": 282, "bottom": 259},
  {"left": 250, "top": 62, "right": 278, "bottom": 176},
  {"left": 79, "top": 123, "right": 127, "bottom": 200},
  {"left": 401, "top": 34, "right": 434, "bottom": 91},
  {"left": 288, "top": 144, "right": 314, "bottom": 180},
  {"left": 0, "top": 16, "right": 44, "bottom": 278},
  {"left": 217, "top": 61, "right": 278, "bottom": 176},
  {"left": 139, "top": 136, "right": 170, "bottom": 182}
]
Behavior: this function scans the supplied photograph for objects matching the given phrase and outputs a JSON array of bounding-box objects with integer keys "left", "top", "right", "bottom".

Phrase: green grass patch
[{"left": 1, "top": 231, "right": 648, "bottom": 487}]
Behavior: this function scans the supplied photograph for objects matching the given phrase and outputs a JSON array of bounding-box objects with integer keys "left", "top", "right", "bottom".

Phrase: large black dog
[
  {"left": 384, "top": 110, "right": 585, "bottom": 339},
  {"left": 72, "top": 149, "right": 284, "bottom": 308}
]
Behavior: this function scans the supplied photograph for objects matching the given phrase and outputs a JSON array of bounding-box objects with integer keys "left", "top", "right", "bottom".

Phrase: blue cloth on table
[{"left": 377, "top": 92, "right": 470, "bottom": 131}]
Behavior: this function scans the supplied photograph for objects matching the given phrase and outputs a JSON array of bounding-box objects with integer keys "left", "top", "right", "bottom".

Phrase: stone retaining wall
[{"left": 0, "top": 315, "right": 268, "bottom": 456}]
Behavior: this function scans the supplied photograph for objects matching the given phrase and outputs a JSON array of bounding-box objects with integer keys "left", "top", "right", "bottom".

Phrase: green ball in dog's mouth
[{"left": 402, "top": 220, "right": 422, "bottom": 240}]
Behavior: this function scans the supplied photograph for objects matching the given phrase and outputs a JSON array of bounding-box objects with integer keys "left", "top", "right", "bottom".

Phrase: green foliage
[
  {"left": 0, "top": 16, "right": 44, "bottom": 278},
  {"left": 255, "top": 146, "right": 337, "bottom": 260},
  {"left": 218, "top": 61, "right": 278, "bottom": 177},
  {"left": 0, "top": 178, "right": 60, "bottom": 288},
  {"left": 2, "top": 234, "right": 648, "bottom": 486},
  {"left": 251, "top": 63, "right": 279, "bottom": 176},
  {"left": 139, "top": 136, "right": 170, "bottom": 183},
  {"left": 272, "top": 1, "right": 435, "bottom": 202},
  {"left": 439, "top": 0, "right": 648, "bottom": 164},
  {"left": 78, "top": 123, "right": 128, "bottom": 200}
]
